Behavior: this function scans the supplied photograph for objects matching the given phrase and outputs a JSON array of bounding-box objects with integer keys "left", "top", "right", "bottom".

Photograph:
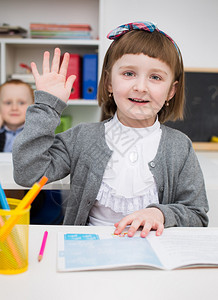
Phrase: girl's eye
[
  {"left": 151, "top": 75, "right": 161, "bottom": 81},
  {"left": 123, "top": 71, "right": 134, "bottom": 77}
]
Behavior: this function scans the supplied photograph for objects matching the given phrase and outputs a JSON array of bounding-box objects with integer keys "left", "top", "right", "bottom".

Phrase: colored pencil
[
  {"left": 38, "top": 231, "right": 48, "bottom": 262},
  {"left": 0, "top": 183, "right": 10, "bottom": 210},
  {"left": 0, "top": 176, "right": 48, "bottom": 242}
]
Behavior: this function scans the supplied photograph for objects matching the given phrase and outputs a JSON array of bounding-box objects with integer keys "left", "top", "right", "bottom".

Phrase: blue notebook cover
[{"left": 82, "top": 54, "right": 98, "bottom": 99}]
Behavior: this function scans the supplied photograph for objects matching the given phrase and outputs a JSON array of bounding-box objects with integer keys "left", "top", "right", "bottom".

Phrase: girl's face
[
  {"left": 0, "top": 84, "right": 33, "bottom": 131},
  {"left": 108, "top": 54, "right": 177, "bottom": 127}
]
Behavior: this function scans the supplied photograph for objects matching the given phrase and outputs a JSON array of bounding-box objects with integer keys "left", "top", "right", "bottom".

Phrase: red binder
[{"left": 62, "top": 54, "right": 81, "bottom": 99}]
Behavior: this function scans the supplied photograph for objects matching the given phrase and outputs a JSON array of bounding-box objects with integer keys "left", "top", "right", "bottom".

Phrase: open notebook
[{"left": 57, "top": 227, "right": 218, "bottom": 271}]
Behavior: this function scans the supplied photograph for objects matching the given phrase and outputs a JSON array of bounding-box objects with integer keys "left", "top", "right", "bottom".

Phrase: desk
[{"left": 1, "top": 225, "right": 218, "bottom": 300}]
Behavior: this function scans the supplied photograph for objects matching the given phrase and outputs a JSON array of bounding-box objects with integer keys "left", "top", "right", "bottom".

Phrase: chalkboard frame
[{"left": 172, "top": 68, "right": 218, "bottom": 151}]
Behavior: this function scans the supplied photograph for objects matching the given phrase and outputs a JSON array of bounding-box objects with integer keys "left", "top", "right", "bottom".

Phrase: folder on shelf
[
  {"left": 62, "top": 54, "right": 81, "bottom": 99},
  {"left": 82, "top": 54, "right": 98, "bottom": 100}
]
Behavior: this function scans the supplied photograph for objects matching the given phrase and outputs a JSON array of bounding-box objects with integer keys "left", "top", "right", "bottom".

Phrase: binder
[
  {"left": 82, "top": 54, "right": 98, "bottom": 99},
  {"left": 62, "top": 54, "right": 81, "bottom": 99}
]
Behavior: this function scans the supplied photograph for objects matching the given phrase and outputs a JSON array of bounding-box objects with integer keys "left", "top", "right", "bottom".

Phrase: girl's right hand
[{"left": 31, "top": 48, "right": 76, "bottom": 103}]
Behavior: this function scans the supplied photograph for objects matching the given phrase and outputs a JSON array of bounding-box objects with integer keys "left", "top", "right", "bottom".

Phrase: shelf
[
  {"left": 67, "top": 100, "right": 98, "bottom": 106},
  {"left": 0, "top": 38, "right": 100, "bottom": 46},
  {"left": 0, "top": 0, "right": 101, "bottom": 125}
]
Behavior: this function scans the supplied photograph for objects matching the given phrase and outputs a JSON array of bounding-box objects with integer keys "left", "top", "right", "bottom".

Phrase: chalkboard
[{"left": 166, "top": 70, "right": 218, "bottom": 142}]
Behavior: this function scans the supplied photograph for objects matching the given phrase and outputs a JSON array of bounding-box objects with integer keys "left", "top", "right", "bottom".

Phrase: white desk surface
[
  {"left": 1, "top": 151, "right": 218, "bottom": 190},
  {"left": 1, "top": 225, "right": 218, "bottom": 300}
]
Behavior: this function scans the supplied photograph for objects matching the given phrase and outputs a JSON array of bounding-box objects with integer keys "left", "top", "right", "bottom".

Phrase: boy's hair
[
  {"left": 0, "top": 79, "right": 34, "bottom": 102},
  {"left": 98, "top": 30, "right": 184, "bottom": 123}
]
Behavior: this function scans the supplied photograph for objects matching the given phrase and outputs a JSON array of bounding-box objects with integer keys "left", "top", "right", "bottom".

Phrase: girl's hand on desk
[
  {"left": 114, "top": 207, "right": 164, "bottom": 238},
  {"left": 31, "top": 48, "right": 76, "bottom": 103}
]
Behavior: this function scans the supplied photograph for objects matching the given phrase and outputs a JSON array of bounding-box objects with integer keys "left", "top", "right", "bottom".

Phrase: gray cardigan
[{"left": 13, "top": 91, "right": 209, "bottom": 227}]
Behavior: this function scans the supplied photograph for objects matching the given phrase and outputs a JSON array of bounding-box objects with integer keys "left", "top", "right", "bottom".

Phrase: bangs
[{"left": 107, "top": 30, "right": 180, "bottom": 80}]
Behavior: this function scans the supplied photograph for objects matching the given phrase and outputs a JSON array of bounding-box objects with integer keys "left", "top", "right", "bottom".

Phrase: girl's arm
[{"left": 13, "top": 49, "right": 76, "bottom": 186}]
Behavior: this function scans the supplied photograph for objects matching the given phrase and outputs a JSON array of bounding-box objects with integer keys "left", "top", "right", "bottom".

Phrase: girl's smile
[
  {"left": 128, "top": 97, "right": 149, "bottom": 103},
  {"left": 108, "top": 53, "right": 177, "bottom": 128}
]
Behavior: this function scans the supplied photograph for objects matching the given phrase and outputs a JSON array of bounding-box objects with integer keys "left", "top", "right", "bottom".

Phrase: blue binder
[{"left": 82, "top": 54, "right": 98, "bottom": 99}]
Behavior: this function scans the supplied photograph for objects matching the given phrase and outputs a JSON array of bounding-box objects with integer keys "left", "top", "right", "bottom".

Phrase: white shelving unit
[
  {"left": 1, "top": 0, "right": 218, "bottom": 126},
  {"left": 0, "top": 0, "right": 102, "bottom": 126}
]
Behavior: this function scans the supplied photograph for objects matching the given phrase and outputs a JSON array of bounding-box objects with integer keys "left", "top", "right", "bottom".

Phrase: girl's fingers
[
  {"left": 114, "top": 213, "right": 164, "bottom": 238},
  {"left": 141, "top": 222, "right": 164, "bottom": 238},
  {"left": 156, "top": 223, "right": 164, "bottom": 236},
  {"left": 141, "top": 221, "right": 153, "bottom": 238},
  {"left": 51, "top": 48, "right": 61, "bottom": 73},
  {"left": 114, "top": 215, "right": 134, "bottom": 235},
  {"left": 31, "top": 62, "right": 40, "bottom": 80},
  {"left": 127, "top": 218, "right": 143, "bottom": 237},
  {"left": 59, "top": 52, "right": 70, "bottom": 77},
  {"left": 43, "top": 51, "right": 50, "bottom": 74},
  {"left": 65, "top": 75, "right": 76, "bottom": 94}
]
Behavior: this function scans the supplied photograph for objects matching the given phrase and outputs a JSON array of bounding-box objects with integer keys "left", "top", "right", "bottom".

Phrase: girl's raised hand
[
  {"left": 114, "top": 207, "right": 164, "bottom": 238},
  {"left": 31, "top": 48, "right": 76, "bottom": 103}
]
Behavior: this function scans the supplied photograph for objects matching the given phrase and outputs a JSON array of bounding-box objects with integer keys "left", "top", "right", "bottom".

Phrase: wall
[
  {"left": 1, "top": 0, "right": 218, "bottom": 69},
  {"left": 100, "top": 0, "right": 218, "bottom": 70}
]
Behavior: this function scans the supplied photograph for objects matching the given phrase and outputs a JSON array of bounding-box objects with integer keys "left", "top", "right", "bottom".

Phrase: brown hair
[
  {"left": 98, "top": 30, "right": 184, "bottom": 123},
  {"left": 0, "top": 79, "right": 34, "bottom": 102}
]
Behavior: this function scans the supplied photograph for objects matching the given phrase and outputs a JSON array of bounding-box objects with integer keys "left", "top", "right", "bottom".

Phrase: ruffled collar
[
  {"left": 105, "top": 113, "right": 160, "bottom": 143},
  {"left": 103, "top": 113, "right": 162, "bottom": 198}
]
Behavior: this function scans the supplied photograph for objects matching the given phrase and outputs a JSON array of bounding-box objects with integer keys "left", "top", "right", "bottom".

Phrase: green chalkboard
[{"left": 166, "top": 70, "right": 218, "bottom": 142}]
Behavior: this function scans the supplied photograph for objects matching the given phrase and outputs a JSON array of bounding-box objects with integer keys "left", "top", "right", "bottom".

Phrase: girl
[{"left": 13, "top": 21, "right": 209, "bottom": 237}]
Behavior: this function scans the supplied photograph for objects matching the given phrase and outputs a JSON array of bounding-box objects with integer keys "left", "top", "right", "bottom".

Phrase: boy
[
  {"left": 0, "top": 79, "right": 34, "bottom": 200},
  {"left": 0, "top": 79, "right": 34, "bottom": 152}
]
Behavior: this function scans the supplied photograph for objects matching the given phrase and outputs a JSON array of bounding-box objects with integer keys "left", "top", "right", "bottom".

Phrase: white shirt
[{"left": 88, "top": 113, "right": 161, "bottom": 226}]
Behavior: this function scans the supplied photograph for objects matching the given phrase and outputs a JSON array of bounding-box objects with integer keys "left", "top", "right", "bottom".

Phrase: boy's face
[
  {"left": 108, "top": 54, "right": 177, "bottom": 128},
  {"left": 0, "top": 83, "right": 33, "bottom": 130}
]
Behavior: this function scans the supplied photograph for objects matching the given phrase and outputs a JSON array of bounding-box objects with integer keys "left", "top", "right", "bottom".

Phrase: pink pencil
[{"left": 38, "top": 231, "right": 48, "bottom": 262}]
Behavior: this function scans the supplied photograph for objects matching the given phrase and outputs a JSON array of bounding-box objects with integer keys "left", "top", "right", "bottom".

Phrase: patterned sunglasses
[{"left": 107, "top": 21, "right": 180, "bottom": 56}]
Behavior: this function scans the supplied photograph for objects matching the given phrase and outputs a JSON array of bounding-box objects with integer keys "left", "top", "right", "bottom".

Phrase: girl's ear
[
  {"left": 108, "top": 83, "right": 113, "bottom": 93},
  {"left": 168, "top": 81, "right": 178, "bottom": 101},
  {"left": 104, "top": 70, "right": 113, "bottom": 93}
]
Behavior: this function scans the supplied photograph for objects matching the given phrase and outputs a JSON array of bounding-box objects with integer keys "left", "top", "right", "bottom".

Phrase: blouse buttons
[
  {"left": 150, "top": 161, "right": 155, "bottom": 168},
  {"left": 129, "top": 151, "right": 138, "bottom": 163}
]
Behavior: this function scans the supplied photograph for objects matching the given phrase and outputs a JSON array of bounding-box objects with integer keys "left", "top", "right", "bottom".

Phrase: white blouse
[{"left": 88, "top": 113, "right": 161, "bottom": 226}]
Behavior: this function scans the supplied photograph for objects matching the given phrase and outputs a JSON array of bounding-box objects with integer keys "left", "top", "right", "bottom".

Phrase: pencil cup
[{"left": 0, "top": 198, "right": 30, "bottom": 275}]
